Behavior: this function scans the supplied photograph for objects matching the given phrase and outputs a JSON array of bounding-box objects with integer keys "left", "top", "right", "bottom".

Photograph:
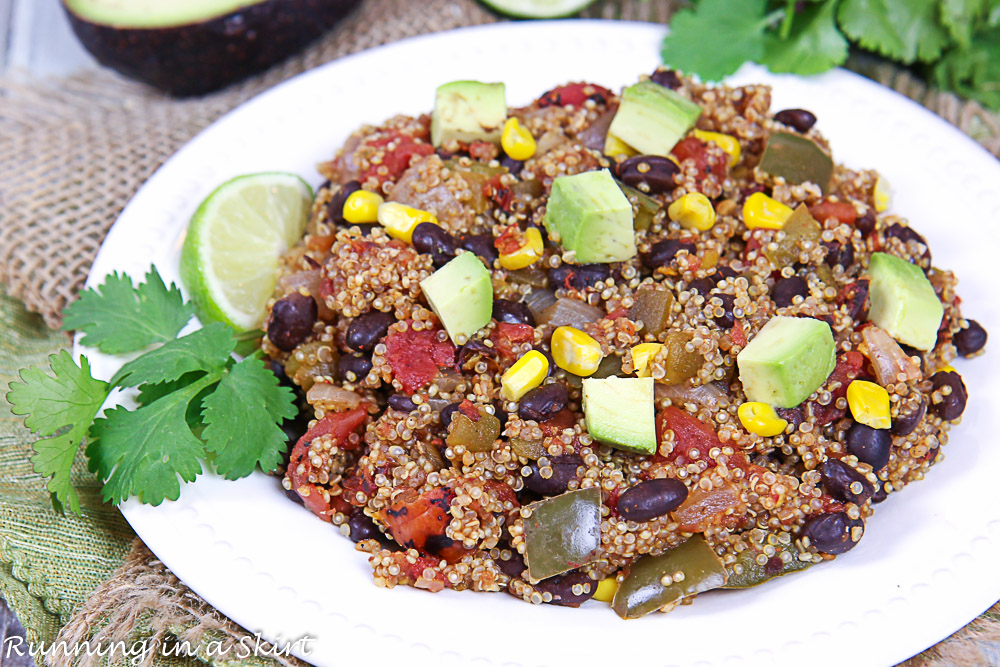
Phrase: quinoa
[{"left": 265, "top": 71, "right": 984, "bottom": 617}]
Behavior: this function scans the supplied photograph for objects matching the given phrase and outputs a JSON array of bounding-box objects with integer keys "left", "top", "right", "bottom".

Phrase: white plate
[{"left": 78, "top": 21, "right": 1000, "bottom": 667}]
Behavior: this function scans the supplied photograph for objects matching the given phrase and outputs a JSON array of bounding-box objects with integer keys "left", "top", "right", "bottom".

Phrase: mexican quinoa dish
[{"left": 260, "top": 69, "right": 986, "bottom": 618}]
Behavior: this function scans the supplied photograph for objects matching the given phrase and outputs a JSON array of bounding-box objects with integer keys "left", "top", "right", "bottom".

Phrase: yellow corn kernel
[
  {"left": 737, "top": 402, "right": 789, "bottom": 437},
  {"left": 630, "top": 343, "right": 663, "bottom": 377},
  {"left": 873, "top": 175, "right": 890, "bottom": 213},
  {"left": 593, "top": 577, "right": 619, "bottom": 603},
  {"left": 376, "top": 201, "right": 437, "bottom": 243},
  {"left": 693, "top": 129, "right": 741, "bottom": 167},
  {"left": 742, "top": 192, "right": 794, "bottom": 230},
  {"left": 501, "top": 350, "right": 549, "bottom": 402},
  {"left": 501, "top": 117, "right": 537, "bottom": 161},
  {"left": 668, "top": 192, "right": 717, "bottom": 231},
  {"left": 342, "top": 190, "right": 384, "bottom": 224},
  {"left": 665, "top": 154, "right": 680, "bottom": 167},
  {"left": 846, "top": 380, "right": 891, "bottom": 429},
  {"left": 498, "top": 227, "right": 544, "bottom": 271},
  {"left": 551, "top": 326, "right": 604, "bottom": 377},
  {"left": 604, "top": 133, "right": 637, "bottom": 159},
  {"left": 940, "top": 364, "right": 957, "bottom": 373}
]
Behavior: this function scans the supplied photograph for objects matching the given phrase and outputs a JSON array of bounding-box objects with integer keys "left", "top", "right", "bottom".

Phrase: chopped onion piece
[
  {"left": 861, "top": 325, "right": 922, "bottom": 386},
  {"left": 540, "top": 297, "right": 603, "bottom": 328},
  {"left": 524, "top": 288, "right": 557, "bottom": 321},
  {"left": 655, "top": 381, "right": 728, "bottom": 408},
  {"left": 307, "top": 382, "right": 362, "bottom": 410}
]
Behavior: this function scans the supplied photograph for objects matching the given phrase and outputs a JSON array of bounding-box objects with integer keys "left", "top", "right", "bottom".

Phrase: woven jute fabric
[{"left": 1, "top": 0, "right": 999, "bottom": 665}]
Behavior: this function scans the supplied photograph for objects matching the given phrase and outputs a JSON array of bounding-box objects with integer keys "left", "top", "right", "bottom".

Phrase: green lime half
[
  {"left": 180, "top": 172, "right": 312, "bottom": 331},
  {"left": 478, "top": 0, "right": 597, "bottom": 18}
]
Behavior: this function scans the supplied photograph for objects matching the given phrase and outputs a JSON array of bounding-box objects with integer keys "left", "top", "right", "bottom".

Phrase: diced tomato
[
  {"left": 656, "top": 406, "right": 722, "bottom": 468},
  {"left": 457, "top": 400, "right": 481, "bottom": 421},
  {"left": 671, "top": 136, "right": 727, "bottom": 183},
  {"left": 539, "top": 408, "right": 578, "bottom": 435},
  {"left": 384, "top": 325, "right": 457, "bottom": 393},
  {"left": 341, "top": 466, "right": 377, "bottom": 507},
  {"left": 379, "top": 487, "right": 460, "bottom": 558},
  {"left": 490, "top": 322, "right": 535, "bottom": 360},
  {"left": 818, "top": 495, "right": 845, "bottom": 514},
  {"left": 606, "top": 307, "right": 629, "bottom": 321},
  {"left": 468, "top": 140, "right": 498, "bottom": 161},
  {"left": 810, "top": 199, "right": 857, "bottom": 226},
  {"left": 605, "top": 486, "right": 621, "bottom": 519},
  {"left": 307, "top": 234, "right": 336, "bottom": 254},
  {"left": 360, "top": 131, "right": 434, "bottom": 185},
  {"left": 537, "top": 82, "right": 612, "bottom": 108},
  {"left": 484, "top": 479, "right": 519, "bottom": 508},
  {"left": 483, "top": 175, "right": 514, "bottom": 213},
  {"left": 287, "top": 407, "right": 368, "bottom": 520},
  {"left": 731, "top": 319, "right": 747, "bottom": 347},
  {"left": 494, "top": 226, "right": 524, "bottom": 255},
  {"left": 811, "top": 350, "right": 865, "bottom": 425},
  {"left": 742, "top": 230, "right": 766, "bottom": 261},
  {"left": 400, "top": 553, "right": 449, "bottom": 592}
]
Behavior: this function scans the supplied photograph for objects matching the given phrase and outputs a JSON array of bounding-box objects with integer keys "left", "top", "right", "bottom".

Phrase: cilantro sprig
[
  {"left": 6, "top": 268, "right": 296, "bottom": 513},
  {"left": 661, "top": 0, "right": 1000, "bottom": 111}
]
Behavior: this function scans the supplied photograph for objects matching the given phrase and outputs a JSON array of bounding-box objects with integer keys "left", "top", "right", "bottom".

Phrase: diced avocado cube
[
  {"left": 523, "top": 488, "right": 602, "bottom": 582},
  {"left": 430, "top": 80, "right": 506, "bottom": 147},
  {"left": 611, "top": 536, "right": 728, "bottom": 619},
  {"left": 867, "top": 252, "right": 943, "bottom": 351},
  {"left": 581, "top": 376, "right": 656, "bottom": 454},
  {"left": 737, "top": 316, "right": 836, "bottom": 408},
  {"left": 605, "top": 81, "right": 701, "bottom": 157},
  {"left": 759, "top": 132, "right": 834, "bottom": 194},
  {"left": 543, "top": 169, "right": 636, "bottom": 263},
  {"left": 420, "top": 252, "right": 493, "bottom": 344}
]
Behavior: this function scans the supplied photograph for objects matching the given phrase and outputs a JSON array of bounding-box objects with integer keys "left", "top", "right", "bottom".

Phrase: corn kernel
[
  {"left": 846, "top": 380, "right": 891, "bottom": 429},
  {"left": 737, "top": 402, "right": 789, "bottom": 437},
  {"left": 551, "top": 326, "right": 603, "bottom": 377},
  {"left": 604, "top": 133, "right": 637, "bottom": 159},
  {"left": 668, "top": 192, "right": 716, "bottom": 231},
  {"left": 940, "top": 364, "right": 957, "bottom": 373},
  {"left": 629, "top": 343, "right": 663, "bottom": 377},
  {"left": 501, "top": 350, "right": 549, "bottom": 401},
  {"left": 376, "top": 201, "right": 437, "bottom": 243},
  {"left": 743, "top": 192, "right": 794, "bottom": 230},
  {"left": 693, "top": 129, "right": 741, "bottom": 167},
  {"left": 593, "top": 577, "right": 619, "bottom": 603},
  {"left": 501, "top": 117, "right": 537, "bottom": 161},
  {"left": 498, "top": 227, "right": 544, "bottom": 270},
  {"left": 873, "top": 175, "right": 890, "bottom": 213},
  {"left": 343, "top": 190, "right": 384, "bottom": 224}
]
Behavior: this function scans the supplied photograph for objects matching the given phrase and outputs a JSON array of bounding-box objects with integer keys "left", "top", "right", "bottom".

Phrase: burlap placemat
[{"left": 1, "top": 1, "right": 999, "bottom": 665}]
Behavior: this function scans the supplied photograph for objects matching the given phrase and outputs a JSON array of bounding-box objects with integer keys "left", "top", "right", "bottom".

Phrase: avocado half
[{"left": 63, "top": 0, "right": 361, "bottom": 96}]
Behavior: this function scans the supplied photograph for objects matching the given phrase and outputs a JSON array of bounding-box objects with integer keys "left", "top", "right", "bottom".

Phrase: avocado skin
[{"left": 63, "top": 0, "right": 361, "bottom": 97}]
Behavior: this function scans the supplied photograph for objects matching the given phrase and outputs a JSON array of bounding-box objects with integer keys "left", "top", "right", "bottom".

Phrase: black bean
[
  {"left": 435, "top": 148, "right": 456, "bottom": 160},
  {"left": 348, "top": 509, "right": 382, "bottom": 543},
  {"left": 424, "top": 533, "right": 463, "bottom": 557},
  {"left": 346, "top": 311, "right": 396, "bottom": 352},
  {"left": 650, "top": 69, "right": 682, "bottom": 90},
  {"left": 885, "top": 223, "right": 931, "bottom": 263},
  {"left": 269, "top": 360, "right": 293, "bottom": 387},
  {"left": 535, "top": 570, "right": 596, "bottom": 607},
  {"left": 823, "top": 240, "right": 854, "bottom": 269},
  {"left": 618, "top": 155, "right": 680, "bottom": 195},
  {"left": 710, "top": 292, "right": 736, "bottom": 329},
  {"left": 267, "top": 292, "right": 318, "bottom": 351},
  {"left": 801, "top": 512, "right": 864, "bottom": 555},
  {"left": 771, "top": 276, "right": 808, "bottom": 308},
  {"left": 891, "top": 397, "right": 926, "bottom": 436},
  {"left": 352, "top": 223, "right": 378, "bottom": 236},
  {"left": 714, "top": 265, "right": 740, "bottom": 282},
  {"left": 459, "top": 232, "right": 499, "bottom": 264},
  {"left": 326, "top": 180, "right": 361, "bottom": 225},
  {"left": 412, "top": 222, "right": 457, "bottom": 267},
  {"left": 338, "top": 353, "right": 372, "bottom": 381},
  {"left": 457, "top": 339, "right": 499, "bottom": 367},
  {"left": 930, "top": 370, "right": 968, "bottom": 421},
  {"left": 285, "top": 487, "right": 305, "bottom": 505},
  {"left": 839, "top": 279, "right": 870, "bottom": 321},
  {"left": 492, "top": 401, "right": 509, "bottom": 431},
  {"left": 518, "top": 383, "right": 568, "bottom": 422},
  {"left": 493, "top": 298, "right": 536, "bottom": 326},
  {"left": 279, "top": 412, "right": 311, "bottom": 469},
  {"left": 872, "top": 481, "right": 888, "bottom": 504},
  {"left": 855, "top": 208, "right": 876, "bottom": 238},
  {"left": 617, "top": 478, "right": 689, "bottom": 522},
  {"left": 687, "top": 277, "right": 714, "bottom": 294},
  {"left": 819, "top": 459, "right": 874, "bottom": 505},
  {"left": 774, "top": 108, "right": 817, "bottom": 133},
  {"left": 641, "top": 239, "right": 695, "bottom": 270},
  {"left": 845, "top": 422, "right": 892, "bottom": 470},
  {"left": 523, "top": 454, "right": 583, "bottom": 496},
  {"left": 388, "top": 394, "right": 417, "bottom": 412},
  {"left": 440, "top": 402, "right": 461, "bottom": 428},
  {"left": 899, "top": 344, "right": 926, "bottom": 375},
  {"left": 954, "top": 319, "right": 987, "bottom": 357},
  {"left": 501, "top": 155, "right": 525, "bottom": 176},
  {"left": 497, "top": 552, "right": 526, "bottom": 579},
  {"left": 548, "top": 263, "right": 612, "bottom": 290}
]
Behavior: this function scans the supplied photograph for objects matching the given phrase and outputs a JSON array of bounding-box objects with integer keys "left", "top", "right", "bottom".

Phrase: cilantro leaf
[
  {"left": 111, "top": 322, "right": 236, "bottom": 387},
  {"left": 762, "top": 0, "right": 849, "bottom": 75},
  {"left": 87, "top": 377, "right": 212, "bottom": 506},
  {"left": 201, "top": 357, "right": 297, "bottom": 479},
  {"left": 940, "top": 0, "right": 986, "bottom": 47},
  {"left": 63, "top": 268, "right": 193, "bottom": 355},
  {"left": 6, "top": 351, "right": 109, "bottom": 514},
  {"left": 661, "top": 0, "right": 778, "bottom": 81},
  {"left": 932, "top": 27, "right": 1000, "bottom": 109},
  {"left": 838, "top": 0, "right": 950, "bottom": 64}
]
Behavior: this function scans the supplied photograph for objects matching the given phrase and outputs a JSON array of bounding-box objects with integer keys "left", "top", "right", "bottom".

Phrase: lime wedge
[
  {"left": 180, "top": 172, "right": 312, "bottom": 331},
  {"left": 478, "top": 0, "right": 596, "bottom": 18}
]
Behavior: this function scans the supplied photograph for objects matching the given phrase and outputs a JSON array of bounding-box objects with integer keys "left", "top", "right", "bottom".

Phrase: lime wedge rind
[{"left": 478, "top": 0, "right": 596, "bottom": 18}]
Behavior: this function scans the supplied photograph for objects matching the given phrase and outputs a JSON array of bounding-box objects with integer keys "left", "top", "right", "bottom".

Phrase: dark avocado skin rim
[{"left": 63, "top": 0, "right": 362, "bottom": 97}]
